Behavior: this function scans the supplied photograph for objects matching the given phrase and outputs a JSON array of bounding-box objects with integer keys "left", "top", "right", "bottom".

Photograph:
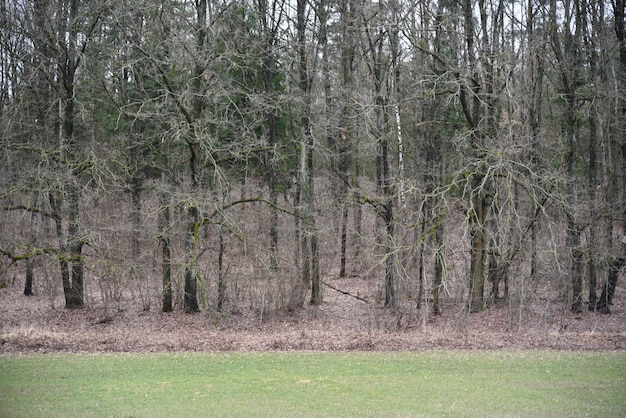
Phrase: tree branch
[
  {"left": 1, "top": 205, "right": 58, "bottom": 221},
  {"left": 321, "top": 279, "right": 369, "bottom": 303}
]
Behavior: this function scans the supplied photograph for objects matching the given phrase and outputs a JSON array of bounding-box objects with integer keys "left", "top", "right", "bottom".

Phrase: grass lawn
[{"left": 1, "top": 350, "right": 625, "bottom": 417}]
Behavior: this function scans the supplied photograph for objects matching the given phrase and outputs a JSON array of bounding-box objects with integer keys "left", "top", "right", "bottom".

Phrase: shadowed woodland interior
[{"left": 1, "top": 0, "right": 625, "bottom": 333}]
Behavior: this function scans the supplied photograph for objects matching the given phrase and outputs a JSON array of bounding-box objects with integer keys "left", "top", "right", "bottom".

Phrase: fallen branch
[{"left": 321, "top": 280, "right": 369, "bottom": 303}]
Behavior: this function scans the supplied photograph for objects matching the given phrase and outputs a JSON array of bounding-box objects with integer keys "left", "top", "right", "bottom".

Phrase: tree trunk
[
  {"left": 297, "top": 0, "right": 320, "bottom": 306},
  {"left": 58, "top": 0, "right": 85, "bottom": 310},
  {"left": 183, "top": 199, "right": 200, "bottom": 313},
  {"left": 566, "top": 108, "right": 582, "bottom": 314},
  {"left": 587, "top": 108, "right": 598, "bottom": 310},
  {"left": 567, "top": 129, "right": 583, "bottom": 313},
  {"left": 594, "top": 0, "right": 626, "bottom": 313},
  {"left": 183, "top": 0, "right": 207, "bottom": 314},
  {"left": 267, "top": 131, "right": 279, "bottom": 271},
  {"left": 427, "top": 0, "right": 450, "bottom": 315},
  {"left": 378, "top": 97, "right": 395, "bottom": 309},
  {"left": 459, "top": 0, "right": 488, "bottom": 313},
  {"left": 66, "top": 182, "right": 84, "bottom": 309},
  {"left": 257, "top": 0, "right": 280, "bottom": 271},
  {"left": 361, "top": 3, "right": 395, "bottom": 308},
  {"left": 433, "top": 221, "right": 444, "bottom": 314},
  {"left": 217, "top": 226, "right": 226, "bottom": 312},
  {"left": 183, "top": 129, "right": 201, "bottom": 312},
  {"left": 378, "top": 90, "right": 395, "bottom": 309},
  {"left": 596, "top": 257, "right": 624, "bottom": 313},
  {"left": 488, "top": 212, "right": 501, "bottom": 302},
  {"left": 583, "top": 2, "right": 605, "bottom": 310},
  {"left": 159, "top": 180, "right": 172, "bottom": 313},
  {"left": 338, "top": 0, "right": 355, "bottom": 279},
  {"left": 130, "top": 143, "right": 143, "bottom": 268},
  {"left": 469, "top": 184, "right": 486, "bottom": 312},
  {"left": 384, "top": 199, "right": 395, "bottom": 308},
  {"left": 340, "top": 202, "right": 349, "bottom": 278},
  {"left": 24, "top": 197, "right": 38, "bottom": 296},
  {"left": 570, "top": 246, "right": 584, "bottom": 313},
  {"left": 614, "top": 0, "right": 625, "bottom": 308},
  {"left": 49, "top": 193, "right": 71, "bottom": 307},
  {"left": 416, "top": 202, "right": 426, "bottom": 311},
  {"left": 527, "top": 9, "right": 544, "bottom": 281},
  {"left": 548, "top": 0, "right": 585, "bottom": 313}
]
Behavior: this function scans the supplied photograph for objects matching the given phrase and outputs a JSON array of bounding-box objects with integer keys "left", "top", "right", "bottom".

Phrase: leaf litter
[{"left": 1, "top": 274, "right": 625, "bottom": 354}]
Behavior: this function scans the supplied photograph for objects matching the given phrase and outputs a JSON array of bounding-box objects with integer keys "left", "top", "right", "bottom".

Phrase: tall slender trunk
[
  {"left": 294, "top": 141, "right": 302, "bottom": 281},
  {"left": 587, "top": 108, "right": 598, "bottom": 309},
  {"left": 384, "top": 200, "right": 395, "bottom": 308},
  {"left": 217, "top": 226, "right": 226, "bottom": 311},
  {"left": 362, "top": 3, "right": 395, "bottom": 308},
  {"left": 460, "top": 0, "right": 487, "bottom": 312},
  {"left": 616, "top": 0, "right": 626, "bottom": 291},
  {"left": 416, "top": 216, "right": 425, "bottom": 310},
  {"left": 469, "top": 178, "right": 486, "bottom": 312},
  {"left": 319, "top": 1, "right": 340, "bottom": 237},
  {"left": 351, "top": 129, "right": 361, "bottom": 263},
  {"left": 617, "top": 0, "right": 626, "bottom": 242},
  {"left": 340, "top": 202, "right": 349, "bottom": 278},
  {"left": 595, "top": 0, "right": 626, "bottom": 313},
  {"left": 267, "top": 102, "right": 279, "bottom": 270},
  {"left": 25, "top": 1, "right": 50, "bottom": 297},
  {"left": 49, "top": 193, "right": 71, "bottom": 306},
  {"left": 24, "top": 195, "right": 38, "bottom": 296},
  {"left": 583, "top": 0, "right": 604, "bottom": 311},
  {"left": 376, "top": 80, "right": 394, "bottom": 309},
  {"left": 130, "top": 140, "right": 146, "bottom": 308},
  {"left": 130, "top": 143, "right": 142, "bottom": 268},
  {"left": 488, "top": 204, "right": 501, "bottom": 302},
  {"left": 433, "top": 218, "right": 444, "bottom": 314},
  {"left": 567, "top": 125, "right": 584, "bottom": 313},
  {"left": 258, "top": 0, "right": 280, "bottom": 271},
  {"left": 59, "top": 0, "right": 85, "bottom": 309},
  {"left": 298, "top": 0, "right": 320, "bottom": 305},
  {"left": 338, "top": 0, "right": 355, "bottom": 278},
  {"left": 183, "top": 194, "right": 200, "bottom": 313},
  {"left": 159, "top": 170, "right": 172, "bottom": 312},
  {"left": 160, "top": 206, "right": 172, "bottom": 312},
  {"left": 549, "top": 0, "right": 585, "bottom": 313},
  {"left": 183, "top": 0, "right": 207, "bottom": 313},
  {"left": 66, "top": 181, "right": 84, "bottom": 309},
  {"left": 527, "top": 0, "right": 544, "bottom": 282},
  {"left": 428, "top": 0, "right": 449, "bottom": 315}
]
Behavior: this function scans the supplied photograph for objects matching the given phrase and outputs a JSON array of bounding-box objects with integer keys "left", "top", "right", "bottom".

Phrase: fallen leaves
[{"left": 1, "top": 275, "right": 625, "bottom": 354}]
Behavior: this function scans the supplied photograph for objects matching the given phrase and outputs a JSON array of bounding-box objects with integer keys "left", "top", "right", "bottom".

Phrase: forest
[{"left": 1, "top": 0, "right": 625, "bottom": 328}]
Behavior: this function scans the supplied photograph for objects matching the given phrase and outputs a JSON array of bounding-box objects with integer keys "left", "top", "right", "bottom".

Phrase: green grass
[{"left": 1, "top": 351, "right": 625, "bottom": 417}]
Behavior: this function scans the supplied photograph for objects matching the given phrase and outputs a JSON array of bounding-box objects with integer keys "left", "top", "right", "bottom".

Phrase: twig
[{"left": 321, "top": 280, "right": 369, "bottom": 303}]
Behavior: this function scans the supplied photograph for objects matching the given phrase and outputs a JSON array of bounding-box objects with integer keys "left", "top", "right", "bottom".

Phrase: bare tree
[
  {"left": 596, "top": 0, "right": 626, "bottom": 313},
  {"left": 297, "top": 0, "right": 321, "bottom": 305},
  {"left": 548, "top": 0, "right": 586, "bottom": 313}
]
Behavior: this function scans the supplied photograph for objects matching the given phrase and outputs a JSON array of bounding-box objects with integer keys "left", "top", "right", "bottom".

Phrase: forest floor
[{"left": 1, "top": 273, "right": 626, "bottom": 354}]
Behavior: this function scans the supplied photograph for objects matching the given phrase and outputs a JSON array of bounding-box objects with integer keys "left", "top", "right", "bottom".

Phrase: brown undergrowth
[{"left": 1, "top": 273, "right": 625, "bottom": 354}]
